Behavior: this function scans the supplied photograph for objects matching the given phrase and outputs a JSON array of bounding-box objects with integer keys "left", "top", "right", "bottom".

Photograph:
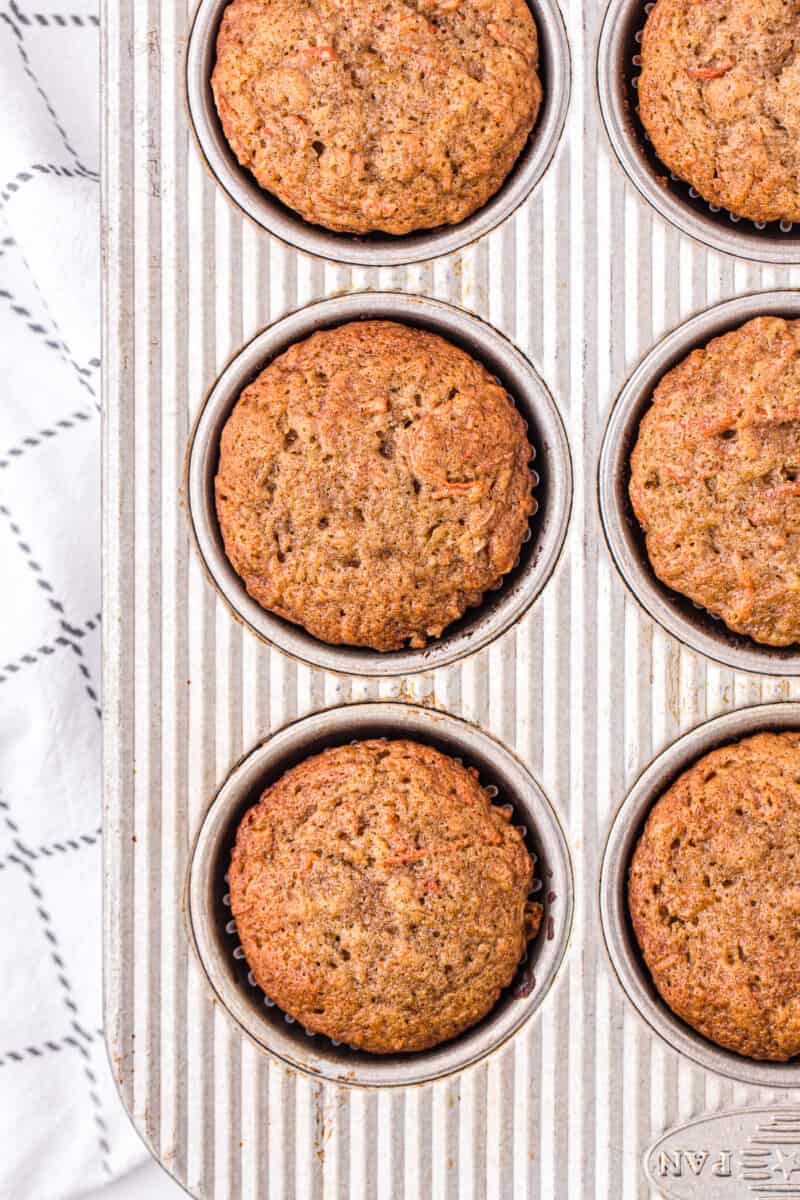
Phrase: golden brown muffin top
[
  {"left": 629, "top": 732, "right": 800, "bottom": 1061},
  {"left": 639, "top": 0, "right": 800, "bottom": 223},
  {"left": 629, "top": 316, "right": 800, "bottom": 646},
  {"left": 229, "top": 739, "right": 541, "bottom": 1053},
  {"left": 215, "top": 320, "right": 535, "bottom": 651},
  {"left": 211, "top": 0, "right": 541, "bottom": 234}
]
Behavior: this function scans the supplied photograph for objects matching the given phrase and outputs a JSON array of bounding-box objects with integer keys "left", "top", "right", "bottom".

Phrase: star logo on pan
[
  {"left": 742, "top": 1114, "right": 800, "bottom": 1193},
  {"left": 773, "top": 1148, "right": 800, "bottom": 1181},
  {"left": 645, "top": 1107, "right": 800, "bottom": 1198}
]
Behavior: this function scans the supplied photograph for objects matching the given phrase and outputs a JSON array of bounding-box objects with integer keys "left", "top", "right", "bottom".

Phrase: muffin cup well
[
  {"left": 184, "top": 0, "right": 570, "bottom": 267},
  {"left": 600, "top": 702, "right": 800, "bottom": 1088},
  {"left": 596, "top": 0, "right": 800, "bottom": 265},
  {"left": 598, "top": 290, "right": 800, "bottom": 676},
  {"left": 185, "top": 291, "right": 572, "bottom": 676},
  {"left": 185, "top": 701, "right": 573, "bottom": 1088}
]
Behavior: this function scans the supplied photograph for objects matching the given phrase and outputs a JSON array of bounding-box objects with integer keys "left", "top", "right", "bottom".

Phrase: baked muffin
[
  {"left": 211, "top": 0, "right": 542, "bottom": 235},
  {"left": 638, "top": 0, "right": 800, "bottom": 224},
  {"left": 629, "top": 316, "right": 800, "bottom": 646},
  {"left": 629, "top": 732, "right": 800, "bottom": 1061},
  {"left": 229, "top": 739, "right": 541, "bottom": 1053},
  {"left": 215, "top": 320, "right": 535, "bottom": 651}
]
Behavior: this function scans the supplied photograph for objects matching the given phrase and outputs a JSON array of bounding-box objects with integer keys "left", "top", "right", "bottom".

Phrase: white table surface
[{"left": 82, "top": 1160, "right": 186, "bottom": 1199}]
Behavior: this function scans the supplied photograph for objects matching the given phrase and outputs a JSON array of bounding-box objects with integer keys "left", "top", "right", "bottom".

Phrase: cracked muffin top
[
  {"left": 215, "top": 320, "right": 535, "bottom": 651},
  {"left": 229, "top": 738, "right": 541, "bottom": 1053},
  {"left": 629, "top": 732, "right": 800, "bottom": 1061},
  {"left": 629, "top": 316, "right": 800, "bottom": 647},
  {"left": 211, "top": 0, "right": 541, "bottom": 235},
  {"left": 638, "top": 0, "right": 800, "bottom": 223}
]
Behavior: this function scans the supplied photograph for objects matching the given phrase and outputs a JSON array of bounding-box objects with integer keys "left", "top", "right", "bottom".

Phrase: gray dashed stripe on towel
[
  {"left": 0, "top": 506, "right": 102, "bottom": 717},
  {"left": 0, "top": 796, "right": 111, "bottom": 1171},
  {"left": 8, "top": 0, "right": 99, "bottom": 27},
  {"left": 0, "top": 1028, "right": 104, "bottom": 1069},
  {"left": 0, "top": 233, "right": 101, "bottom": 405},
  {"left": 0, "top": 19, "right": 99, "bottom": 178},
  {"left": 0, "top": 0, "right": 113, "bottom": 1181},
  {"left": 0, "top": 408, "right": 94, "bottom": 470},
  {"left": 1, "top": 161, "right": 97, "bottom": 206},
  {"left": 0, "top": 612, "right": 100, "bottom": 682},
  {"left": 0, "top": 283, "right": 98, "bottom": 399}
]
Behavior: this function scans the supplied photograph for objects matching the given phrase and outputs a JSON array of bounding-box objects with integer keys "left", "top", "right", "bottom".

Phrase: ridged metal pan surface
[
  {"left": 185, "top": 0, "right": 571, "bottom": 266},
  {"left": 186, "top": 701, "right": 573, "bottom": 1089},
  {"left": 598, "top": 290, "right": 800, "bottom": 677},
  {"left": 185, "top": 290, "right": 572, "bottom": 676},
  {"left": 600, "top": 701, "right": 800, "bottom": 1089},
  {"left": 103, "top": 0, "right": 800, "bottom": 1192}
]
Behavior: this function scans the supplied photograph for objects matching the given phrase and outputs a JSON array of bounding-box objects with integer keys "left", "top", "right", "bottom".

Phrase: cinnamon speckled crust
[
  {"left": 639, "top": 0, "right": 800, "bottom": 223},
  {"left": 629, "top": 732, "right": 800, "bottom": 1061},
  {"left": 215, "top": 320, "right": 535, "bottom": 651},
  {"left": 211, "top": 0, "right": 541, "bottom": 235},
  {"left": 229, "top": 739, "right": 541, "bottom": 1053},
  {"left": 629, "top": 317, "right": 800, "bottom": 646}
]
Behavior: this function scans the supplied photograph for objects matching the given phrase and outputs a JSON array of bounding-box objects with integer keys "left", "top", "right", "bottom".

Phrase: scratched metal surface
[{"left": 102, "top": 0, "right": 800, "bottom": 1195}]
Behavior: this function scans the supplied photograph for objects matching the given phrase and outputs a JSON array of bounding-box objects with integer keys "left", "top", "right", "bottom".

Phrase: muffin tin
[
  {"left": 597, "top": 0, "right": 800, "bottom": 265},
  {"left": 185, "top": 0, "right": 571, "bottom": 266},
  {"left": 105, "top": 0, "right": 800, "bottom": 1193},
  {"left": 185, "top": 290, "right": 572, "bottom": 676},
  {"left": 600, "top": 701, "right": 800, "bottom": 1088},
  {"left": 186, "top": 702, "right": 573, "bottom": 1088},
  {"left": 598, "top": 290, "right": 800, "bottom": 676}
]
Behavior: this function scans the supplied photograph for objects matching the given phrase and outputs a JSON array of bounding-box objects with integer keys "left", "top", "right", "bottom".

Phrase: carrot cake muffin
[
  {"left": 215, "top": 320, "right": 535, "bottom": 651},
  {"left": 629, "top": 316, "right": 800, "bottom": 646},
  {"left": 211, "top": 0, "right": 542, "bottom": 234},
  {"left": 229, "top": 739, "right": 541, "bottom": 1053},
  {"left": 629, "top": 731, "right": 800, "bottom": 1061},
  {"left": 638, "top": 0, "right": 800, "bottom": 224}
]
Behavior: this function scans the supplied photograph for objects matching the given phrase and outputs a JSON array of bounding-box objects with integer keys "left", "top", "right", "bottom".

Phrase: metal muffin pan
[
  {"left": 107, "top": 0, "right": 800, "bottom": 1184},
  {"left": 597, "top": 0, "right": 800, "bottom": 265},
  {"left": 185, "top": 290, "right": 573, "bottom": 677},
  {"left": 598, "top": 290, "right": 800, "bottom": 676},
  {"left": 186, "top": 701, "right": 574, "bottom": 1089},
  {"left": 184, "top": 0, "right": 571, "bottom": 266},
  {"left": 600, "top": 701, "right": 800, "bottom": 1089}
]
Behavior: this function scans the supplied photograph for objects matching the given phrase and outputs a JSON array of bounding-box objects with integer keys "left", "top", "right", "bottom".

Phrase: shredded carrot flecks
[
  {"left": 684, "top": 410, "right": 738, "bottom": 442},
  {"left": 300, "top": 852, "right": 318, "bottom": 877},
  {"left": 731, "top": 553, "right": 755, "bottom": 623},
  {"left": 382, "top": 829, "right": 503, "bottom": 866},
  {"left": 686, "top": 59, "right": 735, "bottom": 79},
  {"left": 747, "top": 482, "right": 800, "bottom": 524},
  {"left": 663, "top": 465, "right": 691, "bottom": 484},
  {"left": 383, "top": 837, "right": 474, "bottom": 865},
  {"left": 285, "top": 45, "right": 339, "bottom": 66},
  {"left": 283, "top": 114, "right": 310, "bottom": 140},
  {"left": 431, "top": 479, "right": 479, "bottom": 498},
  {"left": 487, "top": 23, "right": 533, "bottom": 62},
  {"left": 748, "top": 407, "right": 800, "bottom": 428}
]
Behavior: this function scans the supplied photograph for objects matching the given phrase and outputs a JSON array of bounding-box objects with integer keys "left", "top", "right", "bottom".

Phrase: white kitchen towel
[{"left": 0, "top": 1, "right": 146, "bottom": 1196}]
